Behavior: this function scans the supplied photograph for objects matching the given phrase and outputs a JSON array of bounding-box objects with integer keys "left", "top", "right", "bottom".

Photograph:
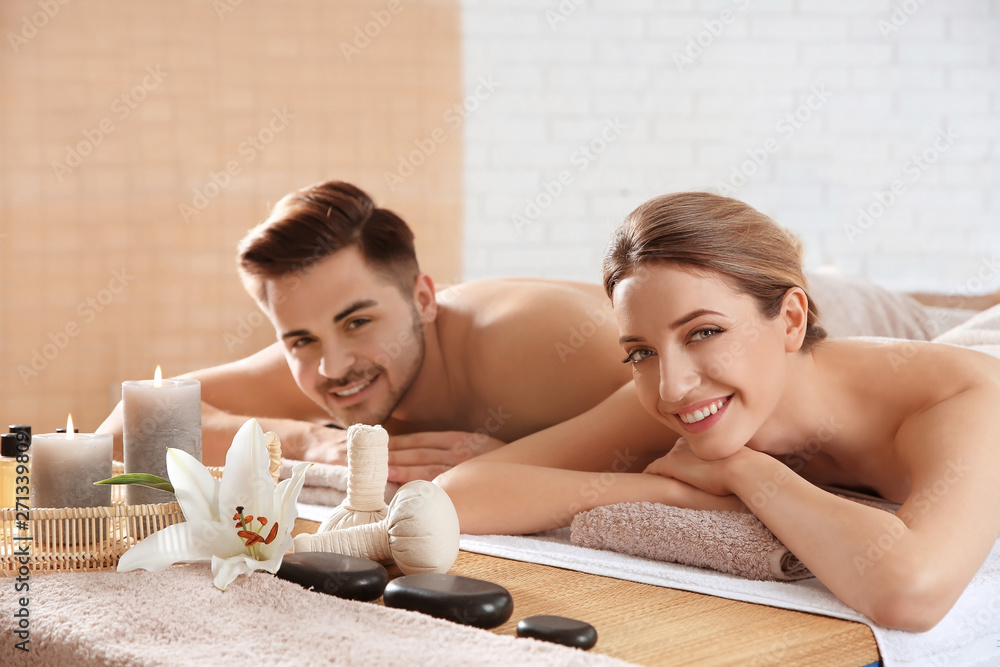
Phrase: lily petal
[
  {"left": 118, "top": 520, "right": 243, "bottom": 573},
  {"left": 219, "top": 419, "right": 275, "bottom": 522},
  {"left": 211, "top": 550, "right": 286, "bottom": 591},
  {"left": 166, "top": 448, "right": 220, "bottom": 523},
  {"left": 262, "top": 461, "right": 311, "bottom": 560}
]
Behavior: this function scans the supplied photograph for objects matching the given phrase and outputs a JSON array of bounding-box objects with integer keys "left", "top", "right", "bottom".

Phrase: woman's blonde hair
[{"left": 602, "top": 192, "right": 827, "bottom": 352}]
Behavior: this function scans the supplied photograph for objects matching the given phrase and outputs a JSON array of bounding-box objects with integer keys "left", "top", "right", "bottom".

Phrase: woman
[{"left": 437, "top": 192, "right": 1000, "bottom": 632}]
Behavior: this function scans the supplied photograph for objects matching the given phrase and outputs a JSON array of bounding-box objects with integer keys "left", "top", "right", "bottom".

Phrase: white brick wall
[{"left": 460, "top": 0, "right": 1000, "bottom": 293}]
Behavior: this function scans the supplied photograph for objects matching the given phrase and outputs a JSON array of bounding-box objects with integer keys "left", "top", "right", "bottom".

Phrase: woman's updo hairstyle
[{"left": 602, "top": 192, "right": 827, "bottom": 352}]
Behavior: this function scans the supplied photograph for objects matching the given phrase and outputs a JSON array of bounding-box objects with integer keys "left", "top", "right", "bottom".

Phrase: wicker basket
[{"left": 0, "top": 461, "right": 223, "bottom": 574}]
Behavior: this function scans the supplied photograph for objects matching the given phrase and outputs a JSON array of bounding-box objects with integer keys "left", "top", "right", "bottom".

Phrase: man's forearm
[{"left": 98, "top": 400, "right": 346, "bottom": 467}]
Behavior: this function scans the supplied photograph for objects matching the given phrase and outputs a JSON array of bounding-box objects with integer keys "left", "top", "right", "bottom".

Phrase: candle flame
[
  {"left": 154, "top": 365, "right": 163, "bottom": 387},
  {"left": 66, "top": 413, "right": 75, "bottom": 440}
]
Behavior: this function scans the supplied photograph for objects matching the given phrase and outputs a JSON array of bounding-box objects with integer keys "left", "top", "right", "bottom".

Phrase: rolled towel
[{"left": 570, "top": 502, "right": 812, "bottom": 581}]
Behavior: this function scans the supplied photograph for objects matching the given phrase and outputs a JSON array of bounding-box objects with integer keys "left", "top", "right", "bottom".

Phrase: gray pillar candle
[
  {"left": 30, "top": 431, "right": 113, "bottom": 509},
  {"left": 122, "top": 372, "right": 201, "bottom": 505}
]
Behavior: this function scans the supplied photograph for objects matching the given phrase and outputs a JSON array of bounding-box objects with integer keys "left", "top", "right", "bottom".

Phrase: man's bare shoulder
[
  {"left": 437, "top": 277, "right": 610, "bottom": 325},
  {"left": 434, "top": 277, "right": 629, "bottom": 426}
]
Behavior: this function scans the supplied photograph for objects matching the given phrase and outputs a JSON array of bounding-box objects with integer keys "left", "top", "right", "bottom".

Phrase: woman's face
[{"left": 613, "top": 264, "right": 796, "bottom": 460}]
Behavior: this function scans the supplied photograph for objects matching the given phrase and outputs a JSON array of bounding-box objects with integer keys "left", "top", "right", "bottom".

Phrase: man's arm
[
  {"left": 97, "top": 342, "right": 345, "bottom": 466},
  {"left": 98, "top": 400, "right": 348, "bottom": 467}
]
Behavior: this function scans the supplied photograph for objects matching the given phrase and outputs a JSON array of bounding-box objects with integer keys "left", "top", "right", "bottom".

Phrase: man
[
  {"left": 100, "top": 180, "right": 636, "bottom": 480},
  {"left": 98, "top": 180, "right": 992, "bottom": 481}
]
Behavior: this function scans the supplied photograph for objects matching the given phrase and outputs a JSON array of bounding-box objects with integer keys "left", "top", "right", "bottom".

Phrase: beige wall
[{"left": 0, "top": 0, "right": 463, "bottom": 433}]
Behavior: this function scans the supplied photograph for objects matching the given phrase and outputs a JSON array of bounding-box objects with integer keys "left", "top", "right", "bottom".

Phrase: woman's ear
[
  {"left": 413, "top": 273, "right": 438, "bottom": 323},
  {"left": 781, "top": 287, "right": 809, "bottom": 353}
]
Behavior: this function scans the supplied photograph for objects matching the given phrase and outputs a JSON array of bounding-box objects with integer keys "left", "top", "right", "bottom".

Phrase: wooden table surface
[{"left": 291, "top": 518, "right": 879, "bottom": 667}]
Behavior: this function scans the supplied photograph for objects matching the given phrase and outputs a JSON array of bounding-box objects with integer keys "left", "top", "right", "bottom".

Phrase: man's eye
[
  {"left": 691, "top": 328, "right": 724, "bottom": 342},
  {"left": 346, "top": 318, "right": 370, "bottom": 330},
  {"left": 622, "top": 349, "right": 654, "bottom": 365}
]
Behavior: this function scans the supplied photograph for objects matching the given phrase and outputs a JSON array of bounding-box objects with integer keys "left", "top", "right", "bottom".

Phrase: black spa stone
[
  {"left": 516, "top": 615, "right": 598, "bottom": 650},
  {"left": 382, "top": 573, "right": 514, "bottom": 629},
  {"left": 276, "top": 552, "right": 388, "bottom": 602}
]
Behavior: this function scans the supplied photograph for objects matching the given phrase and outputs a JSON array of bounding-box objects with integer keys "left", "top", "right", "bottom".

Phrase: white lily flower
[{"left": 118, "top": 418, "right": 311, "bottom": 591}]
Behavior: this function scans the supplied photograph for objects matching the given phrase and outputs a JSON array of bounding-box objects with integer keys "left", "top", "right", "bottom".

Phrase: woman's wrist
[{"left": 724, "top": 448, "right": 785, "bottom": 509}]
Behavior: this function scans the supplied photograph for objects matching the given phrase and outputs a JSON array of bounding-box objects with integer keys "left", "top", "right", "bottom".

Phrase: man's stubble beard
[{"left": 321, "top": 307, "right": 426, "bottom": 428}]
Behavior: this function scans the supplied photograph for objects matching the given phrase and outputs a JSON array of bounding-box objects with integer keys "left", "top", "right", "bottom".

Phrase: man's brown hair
[
  {"left": 602, "top": 192, "right": 827, "bottom": 352},
  {"left": 238, "top": 181, "right": 419, "bottom": 306}
]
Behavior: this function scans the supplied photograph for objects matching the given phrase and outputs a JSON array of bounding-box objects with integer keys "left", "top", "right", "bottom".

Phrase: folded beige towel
[
  {"left": 280, "top": 459, "right": 400, "bottom": 508},
  {"left": 571, "top": 503, "right": 812, "bottom": 581},
  {"left": 0, "top": 564, "right": 629, "bottom": 666}
]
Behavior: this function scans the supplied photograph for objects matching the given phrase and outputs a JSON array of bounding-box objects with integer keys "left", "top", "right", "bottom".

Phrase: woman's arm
[
  {"left": 440, "top": 460, "right": 744, "bottom": 534},
  {"left": 462, "top": 381, "right": 680, "bottom": 471},
  {"left": 653, "top": 386, "right": 1000, "bottom": 632},
  {"left": 435, "top": 382, "right": 746, "bottom": 534}
]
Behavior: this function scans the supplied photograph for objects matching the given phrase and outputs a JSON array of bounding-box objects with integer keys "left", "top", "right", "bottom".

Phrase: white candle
[
  {"left": 122, "top": 369, "right": 201, "bottom": 505},
  {"left": 30, "top": 424, "right": 113, "bottom": 509}
]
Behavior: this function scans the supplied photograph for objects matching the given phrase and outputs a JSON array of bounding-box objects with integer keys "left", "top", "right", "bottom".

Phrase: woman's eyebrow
[{"left": 671, "top": 309, "right": 725, "bottom": 329}]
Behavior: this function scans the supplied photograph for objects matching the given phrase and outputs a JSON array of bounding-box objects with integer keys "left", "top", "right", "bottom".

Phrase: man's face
[{"left": 263, "top": 247, "right": 428, "bottom": 427}]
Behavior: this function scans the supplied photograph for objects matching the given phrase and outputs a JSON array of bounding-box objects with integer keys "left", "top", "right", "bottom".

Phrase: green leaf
[{"left": 94, "top": 473, "right": 174, "bottom": 493}]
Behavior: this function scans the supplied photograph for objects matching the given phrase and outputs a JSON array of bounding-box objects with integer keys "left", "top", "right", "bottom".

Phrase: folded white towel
[{"left": 460, "top": 530, "right": 1000, "bottom": 667}]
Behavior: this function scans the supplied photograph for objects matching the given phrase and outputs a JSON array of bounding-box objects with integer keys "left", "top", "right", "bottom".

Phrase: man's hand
[
  {"left": 294, "top": 424, "right": 350, "bottom": 466},
  {"left": 387, "top": 431, "right": 506, "bottom": 483},
  {"left": 644, "top": 437, "right": 754, "bottom": 497}
]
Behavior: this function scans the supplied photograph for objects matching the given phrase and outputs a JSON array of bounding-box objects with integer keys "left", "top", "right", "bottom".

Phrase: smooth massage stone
[
  {"left": 516, "top": 615, "right": 598, "bottom": 650},
  {"left": 276, "top": 552, "right": 388, "bottom": 602},
  {"left": 383, "top": 573, "right": 514, "bottom": 629}
]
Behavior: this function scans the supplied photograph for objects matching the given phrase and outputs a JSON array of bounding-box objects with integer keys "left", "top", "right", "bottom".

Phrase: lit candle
[
  {"left": 30, "top": 414, "right": 113, "bottom": 509},
  {"left": 122, "top": 366, "right": 201, "bottom": 505}
]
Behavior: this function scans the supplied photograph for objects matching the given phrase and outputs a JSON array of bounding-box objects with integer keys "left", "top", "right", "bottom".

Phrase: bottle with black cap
[
  {"left": 0, "top": 433, "right": 19, "bottom": 509},
  {"left": 8, "top": 425, "right": 30, "bottom": 474},
  {"left": 8, "top": 425, "right": 30, "bottom": 446}
]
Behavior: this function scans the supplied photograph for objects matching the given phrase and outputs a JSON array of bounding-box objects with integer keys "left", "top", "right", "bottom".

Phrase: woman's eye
[
  {"left": 622, "top": 349, "right": 654, "bottom": 365},
  {"left": 290, "top": 337, "right": 314, "bottom": 349},
  {"left": 691, "top": 328, "right": 723, "bottom": 342}
]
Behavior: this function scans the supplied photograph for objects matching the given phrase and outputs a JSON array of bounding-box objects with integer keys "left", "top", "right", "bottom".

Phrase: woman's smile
[{"left": 672, "top": 394, "right": 733, "bottom": 433}]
